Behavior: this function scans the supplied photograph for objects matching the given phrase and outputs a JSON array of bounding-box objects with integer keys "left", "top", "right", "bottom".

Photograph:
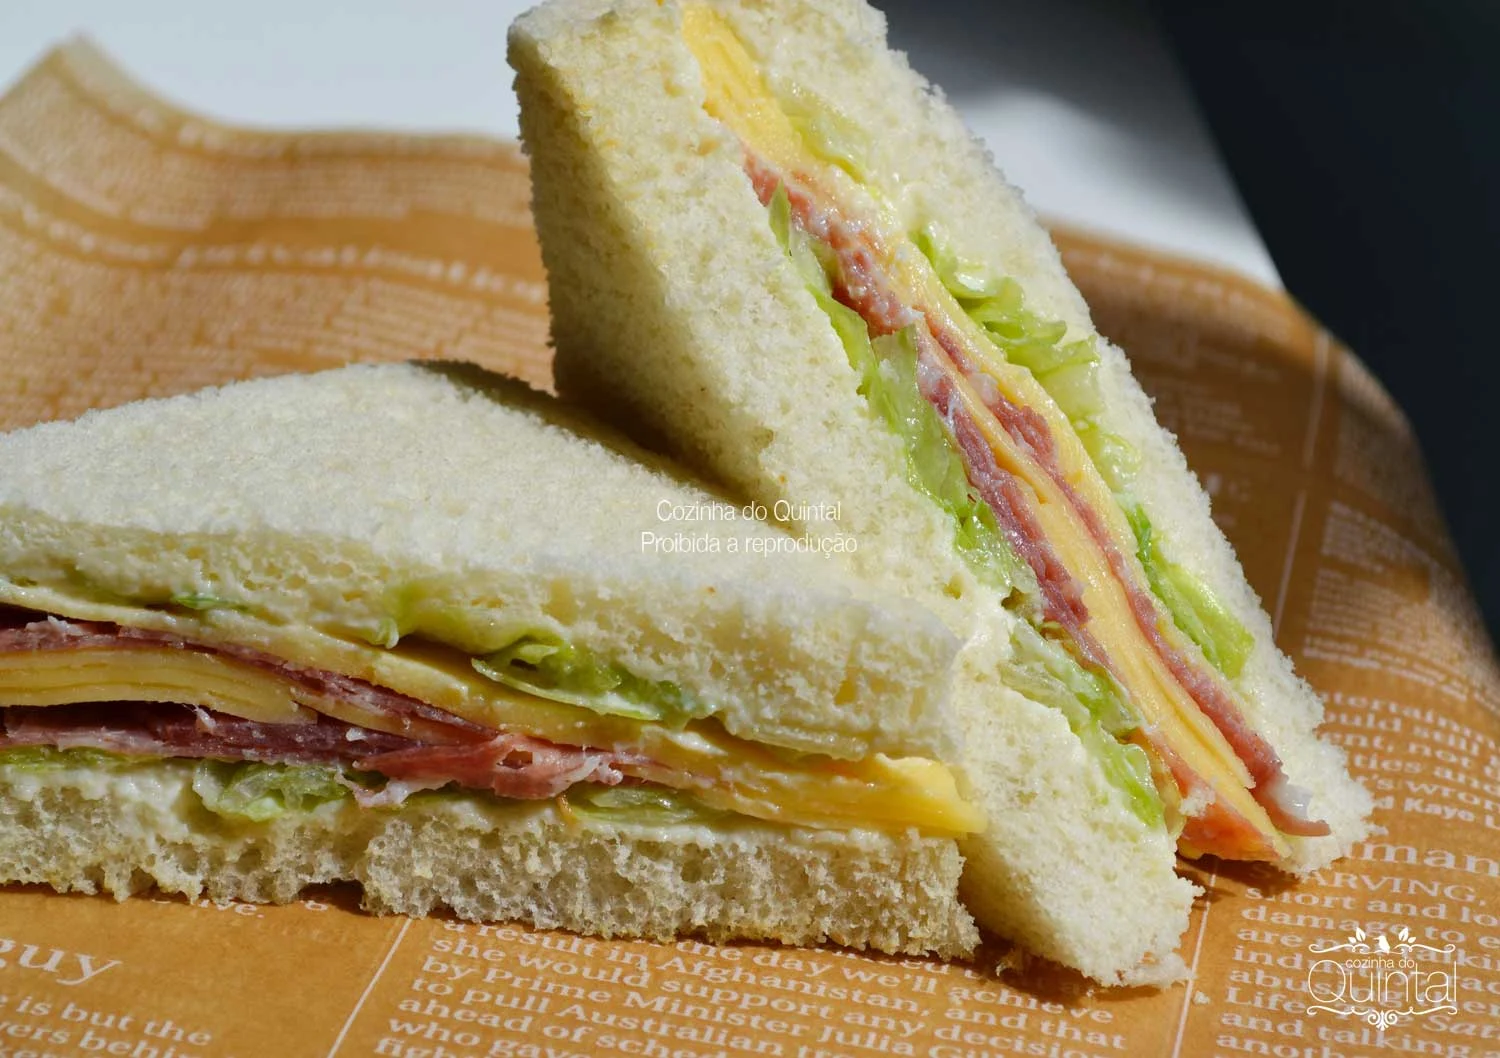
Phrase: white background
[{"left": 0, "top": 0, "right": 1280, "bottom": 287}]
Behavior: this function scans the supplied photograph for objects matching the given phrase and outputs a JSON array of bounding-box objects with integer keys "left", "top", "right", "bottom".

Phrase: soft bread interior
[
  {"left": 0, "top": 758, "right": 976, "bottom": 957},
  {"left": 0, "top": 362, "right": 958, "bottom": 764}
]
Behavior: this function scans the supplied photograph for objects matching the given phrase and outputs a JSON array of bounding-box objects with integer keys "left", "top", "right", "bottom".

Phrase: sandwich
[
  {"left": 509, "top": 0, "right": 1373, "bottom": 983},
  {"left": 0, "top": 361, "right": 983, "bottom": 957}
]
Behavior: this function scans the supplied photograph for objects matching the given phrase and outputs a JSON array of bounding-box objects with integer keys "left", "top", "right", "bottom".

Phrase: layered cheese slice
[{"left": 680, "top": 5, "right": 1328, "bottom": 861}]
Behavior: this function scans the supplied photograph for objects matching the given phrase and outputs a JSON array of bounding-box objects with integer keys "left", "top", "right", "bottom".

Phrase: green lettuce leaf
[
  {"left": 358, "top": 616, "right": 402, "bottom": 650},
  {"left": 356, "top": 583, "right": 469, "bottom": 650},
  {"left": 472, "top": 634, "right": 714, "bottom": 727},
  {"left": 767, "top": 187, "right": 1034, "bottom": 602},
  {"left": 0, "top": 746, "right": 136, "bottom": 772},
  {"left": 1003, "top": 622, "right": 1163, "bottom": 828},
  {"left": 916, "top": 223, "right": 1255, "bottom": 680},
  {"left": 191, "top": 761, "right": 348, "bottom": 823},
  {"left": 768, "top": 184, "right": 835, "bottom": 293},
  {"left": 1128, "top": 507, "right": 1254, "bottom": 680},
  {"left": 169, "top": 593, "right": 248, "bottom": 613},
  {"left": 777, "top": 85, "right": 871, "bottom": 184},
  {"left": 912, "top": 225, "right": 1007, "bottom": 301},
  {"left": 567, "top": 784, "right": 723, "bottom": 828},
  {"left": 0, "top": 749, "right": 357, "bottom": 823},
  {"left": 915, "top": 223, "right": 1139, "bottom": 491},
  {"left": 862, "top": 329, "right": 1037, "bottom": 602}
]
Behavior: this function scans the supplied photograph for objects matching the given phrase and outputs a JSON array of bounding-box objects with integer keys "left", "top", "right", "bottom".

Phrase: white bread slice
[
  {"left": 510, "top": 0, "right": 1371, "bottom": 984},
  {"left": 0, "top": 361, "right": 958, "bottom": 764},
  {"left": 0, "top": 755, "right": 974, "bottom": 956}
]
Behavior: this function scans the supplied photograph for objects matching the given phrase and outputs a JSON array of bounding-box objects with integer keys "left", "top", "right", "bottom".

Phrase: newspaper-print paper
[{"left": 0, "top": 39, "right": 1495, "bottom": 1058}]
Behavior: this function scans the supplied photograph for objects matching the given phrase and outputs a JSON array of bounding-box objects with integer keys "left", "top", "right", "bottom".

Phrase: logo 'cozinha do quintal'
[{"left": 1306, "top": 926, "right": 1458, "bottom": 1030}]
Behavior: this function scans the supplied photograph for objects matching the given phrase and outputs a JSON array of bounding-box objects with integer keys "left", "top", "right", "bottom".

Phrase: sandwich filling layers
[
  {"left": 0, "top": 598, "right": 982, "bottom": 839},
  {"left": 680, "top": 5, "right": 1327, "bottom": 861}
]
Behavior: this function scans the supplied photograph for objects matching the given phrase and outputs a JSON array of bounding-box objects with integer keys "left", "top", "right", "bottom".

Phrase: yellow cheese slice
[
  {"left": 0, "top": 648, "right": 314, "bottom": 726},
  {"left": 684, "top": 5, "right": 807, "bottom": 169}
]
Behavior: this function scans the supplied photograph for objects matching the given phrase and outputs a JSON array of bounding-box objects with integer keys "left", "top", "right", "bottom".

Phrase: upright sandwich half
[
  {"left": 511, "top": 0, "right": 1372, "bottom": 982},
  {"left": 0, "top": 361, "right": 982, "bottom": 956}
]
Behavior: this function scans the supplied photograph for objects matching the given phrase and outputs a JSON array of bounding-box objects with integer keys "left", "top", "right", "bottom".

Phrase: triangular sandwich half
[
  {"left": 510, "top": 0, "right": 1372, "bottom": 983},
  {"left": 0, "top": 361, "right": 980, "bottom": 956}
]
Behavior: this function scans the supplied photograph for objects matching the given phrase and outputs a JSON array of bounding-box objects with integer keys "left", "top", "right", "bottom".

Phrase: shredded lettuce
[
  {"left": 1127, "top": 507, "right": 1254, "bottom": 679},
  {"left": 0, "top": 748, "right": 734, "bottom": 833},
  {"left": 777, "top": 86, "right": 871, "bottom": 184},
  {"left": 911, "top": 226, "right": 1008, "bottom": 302},
  {"left": 0, "top": 748, "right": 353, "bottom": 822},
  {"left": 916, "top": 225, "right": 1139, "bottom": 491},
  {"left": 916, "top": 224, "right": 1255, "bottom": 679},
  {"left": 567, "top": 784, "right": 722, "bottom": 828},
  {"left": 472, "top": 633, "right": 714, "bottom": 728},
  {"left": 359, "top": 616, "right": 402, "bottom": 650},
  {"left": 191, "top": 761, "right": 348, "bottom": 822},
  {"left": 356, "top": 584, "right": 453, "bottom": 650},
  {"left": 0, "top": 746, "right": 134, "bottom": 772},
  {"left": 768, "top": 183, "right": 835, "bottom": 292},
  {"left": 1002, "top": 623, "right": 1162, "bottom": 827},
  {"left": 864, "top": 330, "right": 1037, "bottom": 601},
  {"left": 169, "top": 593, "right": 247, "bottom": 613},
  {"left": 767, "top": 186, "right": 1034, "bottom": 601}
]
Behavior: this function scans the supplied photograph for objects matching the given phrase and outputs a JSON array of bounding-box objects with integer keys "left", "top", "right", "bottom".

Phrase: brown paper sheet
[{"left": 1, "top": 39, "right": 1497, "bottom": 1058}]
